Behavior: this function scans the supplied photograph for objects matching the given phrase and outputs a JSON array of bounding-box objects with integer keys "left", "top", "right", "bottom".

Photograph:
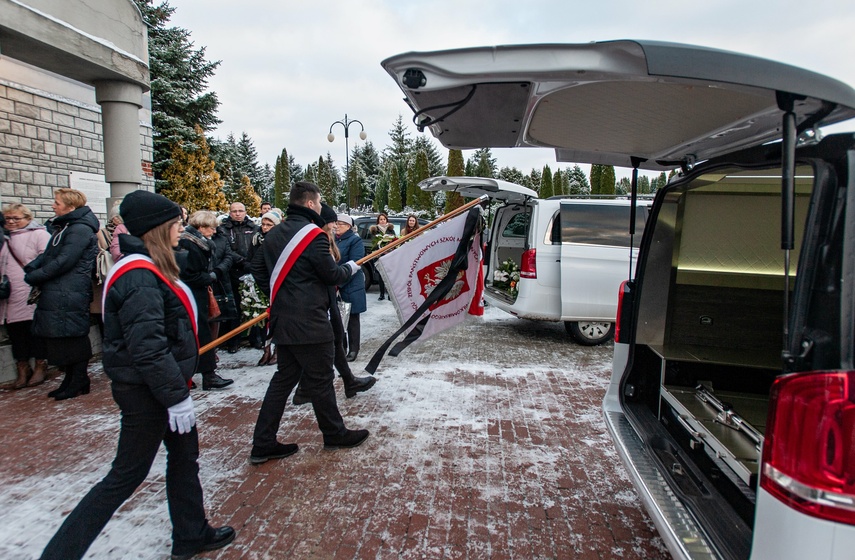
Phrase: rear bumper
[{"left": 602, "top": 407, "right": 719, "bottom": 560}]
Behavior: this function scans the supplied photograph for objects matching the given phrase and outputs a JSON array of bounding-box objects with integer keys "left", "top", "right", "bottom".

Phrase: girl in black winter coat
[
  {"left": 178, "top": 211, "right": 233, "bottom": 390},
  {"left": 39, "top": 190, "right": 235, "bottom": 560},
  {"left": 24, "top": 188, "right": 98, "bottom": 400}
]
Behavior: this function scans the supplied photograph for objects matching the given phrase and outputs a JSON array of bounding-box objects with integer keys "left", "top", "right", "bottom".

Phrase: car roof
[{"left": 381, "top": 40, "right": 855, "bottom": 171}]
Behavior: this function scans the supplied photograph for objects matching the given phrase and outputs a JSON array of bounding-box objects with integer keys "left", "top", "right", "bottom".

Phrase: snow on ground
[{"left": 0, "top": 297, "right": 665, "bottom": 559}]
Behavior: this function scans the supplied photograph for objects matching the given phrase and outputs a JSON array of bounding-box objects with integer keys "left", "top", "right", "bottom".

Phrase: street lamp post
[{"left": 327, "top": 114, "right": 366, "bottom": 211}]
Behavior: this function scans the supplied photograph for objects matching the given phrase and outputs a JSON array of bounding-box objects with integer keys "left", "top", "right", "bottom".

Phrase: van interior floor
[{"left": 660, "top": 384, "right": 767, "bottom": 489}]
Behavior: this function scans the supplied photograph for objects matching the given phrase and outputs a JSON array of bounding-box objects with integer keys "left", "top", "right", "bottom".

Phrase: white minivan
[{"left": 420, "top": 176, "right": 649, "bottom": 345}]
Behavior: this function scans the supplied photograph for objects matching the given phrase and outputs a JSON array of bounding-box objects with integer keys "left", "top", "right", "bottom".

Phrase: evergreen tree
[
  {"left": 374, "top": 173, "right": 389, "bottom": 212},
  {"left": 235, "top": 132, "right": 263, "bottom": 190},
  {"left": 601, "top": 165, "right": 616, "bottom": 196},
  {"left": 566, "top": 165, "right": 590, "bottom": 195},
  {"left": 616, "top": 177, "right": 631, "bottom": 195},
  {"left": 324, "top": 152, "right": 342, "bottom": 204},
  {"left": 527, "top": 169, "right": 542, "bottom": 195},
  {"left": 655, "top": 171, "right": 668, "bottom": 192},
  {"left": 590, "top": 164, "right": 603, "bottom": 195},
  {"left": 444, "top": 149, "right": 466, "bottom": 213},
  {"left": 412, "top": 136, "right": 444, "bottom": 177},
  {"left": 316, "top": 156, "right": 335, "bottom": 205},
  {"left": 303, "top": 162, "right": 317, "bottom": 185},
  {"left": 406, "top": 159, "right": 417, "bottom": 210},
  {"left": 552, "top": 169, "right": 563, "bottom": 196},
  {"left": 288, "top": 155, "right": 304, "bottom": 184},
  {"left": 161, "top": 124, "right": 227, "bottom": 212},
  {"left": 638, "top": 175, "right": 651, "bottom": 194},
  {"left": 540, "top": 165, "right": 554, "bottom": 198},
  {"left": 388, "top": 163, "right": 402, "bottom": 212},
  {"left": 414, "top": 150, "right": 434, "bottom": 215},
  {"left": 133, "top": 0, "right": 221, "bottom": 191},
  {"left": 352, "top": 141, "right": 381, "bottom": 207},
  {"left": 258, "top": 163, "right": 274, "bottom": 202},
  {"left": 235, "top": 175, "right": 261, "bottom": 216},
  {"left": 497, "top": 166, "right": 526, "bottom": 186},
  {"left": 469, "top": 148, "right": 496, "bottom": 178},
  {"left": 273, "top": 148, "right": 290, "bottom": 208}
]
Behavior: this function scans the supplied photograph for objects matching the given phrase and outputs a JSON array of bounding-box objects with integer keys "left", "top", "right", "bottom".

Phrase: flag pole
[
  {"left": 199, "top": 195, "right": 488, "bottom": 355},
  {"left": 355, "top": 194, "right": 487, "bottom": 266}
]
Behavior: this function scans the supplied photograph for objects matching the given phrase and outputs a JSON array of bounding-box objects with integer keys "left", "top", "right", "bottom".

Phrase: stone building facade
[{"left": 0, "top": 0, "right": 152, "bottom": 383}]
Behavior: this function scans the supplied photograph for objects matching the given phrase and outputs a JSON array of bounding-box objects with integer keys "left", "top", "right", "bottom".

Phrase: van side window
[
  {"left": 561, "top": 204, "right": 647, "bottom": 247},
  {"left": 548, "top": 211, "right": 561, "bottom": 244},
  {"left": 502, "top": 213, "right": 529, "bottom": 238}
]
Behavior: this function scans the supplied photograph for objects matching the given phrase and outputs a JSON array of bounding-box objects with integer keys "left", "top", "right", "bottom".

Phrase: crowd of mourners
[{"left": 0, "top": 183, "right": 403, "bottom": 560}]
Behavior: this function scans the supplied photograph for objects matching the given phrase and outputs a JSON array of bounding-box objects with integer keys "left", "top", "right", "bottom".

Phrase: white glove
[
  {"left": 346, "top": 260, "right": 360, "bottom": 275},
  {"left": 167, "top": 396, "right": 196, "bottom": 434}
]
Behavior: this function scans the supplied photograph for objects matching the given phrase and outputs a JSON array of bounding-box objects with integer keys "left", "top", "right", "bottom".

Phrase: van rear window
[
  {"left": 560, "top": 204, "right": 646, "bottom": 247},
  {"left": 502, "top": 213, "right": 529, "bottom": 238}
]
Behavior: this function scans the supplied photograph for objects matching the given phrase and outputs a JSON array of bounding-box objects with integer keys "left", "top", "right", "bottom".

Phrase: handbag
[
  {"left": 27, "top": 286, "right": 41, "bottom": 305},
  {"left": 95, "top": 230, "right": 115, "bottom": 285},
  {"left": 337, "top": 296, "right": 351, "bottom": 329},
  {"left": 207, "top": 286, "right": 221, "bottom": 319},
  {"left": 0, "top": 274, "right": 9, "bottom": 300}
]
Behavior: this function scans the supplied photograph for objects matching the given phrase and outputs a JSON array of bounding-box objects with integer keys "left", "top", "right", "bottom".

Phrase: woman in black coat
[
  {"left": 39, "top": 190, "right": 235, "bottom": 560},
  {"left": 178, "top": 211, "right": 233, "bottom": 390},
  {"left": 24, "top": 188, "right": 98, "bottom": 400}
]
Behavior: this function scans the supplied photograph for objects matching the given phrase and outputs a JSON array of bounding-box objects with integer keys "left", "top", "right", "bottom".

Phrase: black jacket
[
  {"left": 217, "top": 216, "right": 259, "bottom": 274},
  {"left": 101, "top": 235, "right": 198, "bottom": 409},
  {"left": 24, "top": 205, "right": 99, "bottom": 338},
  {"left": 252, "top": 204, "right": 353, "bottom": 346}
]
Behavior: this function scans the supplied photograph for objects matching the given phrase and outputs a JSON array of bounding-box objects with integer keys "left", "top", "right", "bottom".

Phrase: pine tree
[
  {"left": 414, "top": 150, "right": 434, "bottom": 215},
  {"left": 527, "top": 169, "right": 542, "bottom": 195},
  {"left": 235, "top": 175, "right": 261, "bottom": 216},
  {"left": 497, "top": 166, "right": 525, "bottom": 186},
  {"left": 161, "top": 124, "right": 227, "bottom": 212},
  {"left": 352, "top": 142, "right": 381, "bottom": 207},
  {"left": 316, "top": 156, "right": 335, "bottom": 205},
  {"left": 601, "top": 165, "right": 616, "bottom": 196},
  {"left": 412, "top": 136, "right": 444, "bottom": 177},
  {"left": 552, "top": 169, "right": 562, "bottom": 196},
  {"left": 468, "top": 148, "right": 496, "bottom": 178},
  {"left": 303, "top": 162, "right": 317, "bottom": 185},
  {"left": 133, "top": 0, "right": 221, "bottom": 191},
  {"left": 273, "top": 148, "right": 290, "bottom": 208},
  {"left": 444, "top": 149, "right": 465, "bottom": 213},
  {"left": 406, "top": 159, "right": 417, "bottom": 210},
  {"left": 388, "top": 163, "right": 402, "bottom": 212},
  {"left": 616, "top": 177, "right": 631, "bottom": 195},
  {"left": 540, "top": 165, "right": 554, "bottom": 198},
  {"left": 235, "top": 132, "right": 263, "bottom": 191},
  {"left": 566, "top": 165, "right": 590, "bottom": 195},
  {"left": 374, "top": 173, "right": 389, "bottom": 211},
  {"left": 638, "top": 175, "right": 651, "bottom": 194},
  {"left": 590, "top": 164, "right": 603, "bottom": 195}
]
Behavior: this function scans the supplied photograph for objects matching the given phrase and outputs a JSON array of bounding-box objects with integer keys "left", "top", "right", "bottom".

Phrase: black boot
[
  {"left": 344, "top": 375, "right": 377, "bottom": 398},
  {"left": 53, "top": 362, "right": 90, "bottom": 401},
  {"left": 292, "top": 385, "right": 311, "bottom": 406},
  {"left": 202, "top": 372, "right": 233, "bottom": 390},
  {"left": 47, "top": 366, "right": 72, "bottom": 398},
  {"left": 257, "top": 344, "right": 272, "bottom": 366}
]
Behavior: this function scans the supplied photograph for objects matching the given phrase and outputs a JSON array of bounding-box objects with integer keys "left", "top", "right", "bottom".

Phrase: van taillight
[
  {"left": 520, "top": 249, "right": 537, "bottom": 279},
  {"left": 614, "top": 280, "right": 632, "bottom": 343},
  {"left": 760, "top": 371, "right": 855, "bottom": 525}
]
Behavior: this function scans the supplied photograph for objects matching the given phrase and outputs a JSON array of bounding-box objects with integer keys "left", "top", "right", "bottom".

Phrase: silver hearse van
[
  {"left": 382, "top": 41, "right": 855, "bottom": 559},
  {"left": 419, "top": 176, "right": 649, "bottom": 344}
]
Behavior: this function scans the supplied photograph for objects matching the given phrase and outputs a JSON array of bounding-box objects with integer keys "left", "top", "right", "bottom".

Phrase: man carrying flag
[
  {"left": 366, "top": 204, "right": 484, "bottom": 374},
  {"left": 248, "top": 181, "right": 369, "bottom": 464}
]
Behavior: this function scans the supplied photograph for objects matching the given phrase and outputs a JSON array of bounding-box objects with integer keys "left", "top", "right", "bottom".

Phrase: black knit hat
[
  {"left": 320, "top": 203, "right": 337, "bottom": 224},
  {"left": 120, "top": 190, "right": 181, "bottom": 237}
]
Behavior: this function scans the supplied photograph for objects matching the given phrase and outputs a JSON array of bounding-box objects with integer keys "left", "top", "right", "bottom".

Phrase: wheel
[{"left": 565, "top": 321, "right": 614, "bottom": 345}]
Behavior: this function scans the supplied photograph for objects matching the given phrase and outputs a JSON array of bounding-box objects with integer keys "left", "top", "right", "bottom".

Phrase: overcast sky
[{"left": 167, "top": 0, "right": 855, "bottom": 180}]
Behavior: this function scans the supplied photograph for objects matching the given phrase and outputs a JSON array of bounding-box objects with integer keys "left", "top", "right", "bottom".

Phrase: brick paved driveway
[{"left": 0, "top": 301, "right": 667, "bottom": 559}]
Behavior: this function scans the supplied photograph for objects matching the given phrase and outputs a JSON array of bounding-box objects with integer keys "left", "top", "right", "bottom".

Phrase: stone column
[{"left": 94, "top": 80, "right": 144, "bottom": 211}]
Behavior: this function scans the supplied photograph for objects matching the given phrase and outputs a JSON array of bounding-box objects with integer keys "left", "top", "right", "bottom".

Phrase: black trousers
[
  {"left": 345, "top": 313, "right": 361, "bottom": 355},
  {"left": 253, "top": 341, "right": 346, "bottom": 447},
  {"left": 5, "top": 320, "right": 46, "bottom": 361},
  {"left": 224, "top": 274, "right": 244, "bottom": 350},
  {"left": 40, "top": 384, "right": 210, "bottom": 559}
]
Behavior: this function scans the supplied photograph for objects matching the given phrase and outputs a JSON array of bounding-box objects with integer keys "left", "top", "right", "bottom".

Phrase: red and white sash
[
  {"left": 102, "top": 254, "right": 199, "bottom": 347},
  {"left": 269, "top": 223, "right": 325, "bottom": 307}
]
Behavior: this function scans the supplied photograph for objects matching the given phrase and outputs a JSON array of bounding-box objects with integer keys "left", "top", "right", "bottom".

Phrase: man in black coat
[
  {"left": 249, "top": 182, "right": 370, "bottom": 463},
  {"left": 217, "top": 201, "right": 260, "bottom": 352}
]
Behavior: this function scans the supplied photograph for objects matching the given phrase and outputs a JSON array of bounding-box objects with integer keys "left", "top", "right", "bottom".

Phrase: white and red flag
[{"left": 365, "top": 206, "right": 484, "bottom": 373}]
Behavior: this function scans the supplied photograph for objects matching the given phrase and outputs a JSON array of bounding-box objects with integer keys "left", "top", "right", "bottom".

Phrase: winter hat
[
  {"left": 261, "top": 211, "right": 281, "bottom": 226},
  {"left": 120, "top": 190, "right": 181, "bottom": 237},
  {"left": 320, "top": 203, "right": 337, "bottom": 224},
  {"left": 336, "top": 213, "right": 354, "bottom": 227}
]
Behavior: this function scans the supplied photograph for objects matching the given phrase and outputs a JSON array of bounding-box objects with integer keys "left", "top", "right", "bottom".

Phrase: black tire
[{"left": 565, "top": 321, "right": 614, "bottom": 345}]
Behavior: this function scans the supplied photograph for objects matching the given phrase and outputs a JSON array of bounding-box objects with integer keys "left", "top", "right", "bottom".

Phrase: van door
[{"left": 559, "top": 202, "right": 647, "bottom": 323}]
